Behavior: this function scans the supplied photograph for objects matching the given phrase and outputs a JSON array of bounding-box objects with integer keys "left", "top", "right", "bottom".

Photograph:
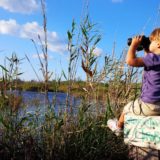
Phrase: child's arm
[{"left": 126, "top": 36, "right": 145, "bottom": 67}]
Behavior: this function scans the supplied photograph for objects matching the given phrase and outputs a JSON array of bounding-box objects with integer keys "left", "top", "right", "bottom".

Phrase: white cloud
[
  {"left": 93, "top": 48, "right": 103, "bottom": 56},
  {"left": 0, "top": 19, "right": 67, "bottom": 54},
  {"left": 48, "top": 42, "right": 67, "bottom": 54},
  {"left": 32, "top": 53, "right": 53, "bottom": 60},
  {"left": 111, "top": 0, "right": 123, "bottom": 3},
  {"left": 0, "top": 19, "right": 20, "bottom": 35},
  {"left": 0, "top": 0, "right": 39, "bottom": 14}
]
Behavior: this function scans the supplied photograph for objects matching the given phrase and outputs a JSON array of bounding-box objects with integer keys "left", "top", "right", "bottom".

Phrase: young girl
[{"left": 107, "top": 28, "right": 160, "bottom": 136}]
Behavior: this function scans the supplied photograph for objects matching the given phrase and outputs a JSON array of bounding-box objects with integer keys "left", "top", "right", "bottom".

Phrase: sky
[{"left": 0, "top": 0, "right": 159, "bottom": 81}]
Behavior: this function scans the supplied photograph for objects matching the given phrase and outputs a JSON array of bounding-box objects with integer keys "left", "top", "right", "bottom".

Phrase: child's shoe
[{"left": 107, "top": 118, "right": 123, "bottom": 136}]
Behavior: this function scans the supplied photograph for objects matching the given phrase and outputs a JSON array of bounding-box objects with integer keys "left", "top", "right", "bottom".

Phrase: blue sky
[{"left": 0, "top": 0, "right": 159, "bottom": 81}]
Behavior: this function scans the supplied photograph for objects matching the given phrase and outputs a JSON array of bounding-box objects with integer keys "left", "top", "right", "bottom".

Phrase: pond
[{"left": 13, "top": 91, "right": 81, "bottom": 116}]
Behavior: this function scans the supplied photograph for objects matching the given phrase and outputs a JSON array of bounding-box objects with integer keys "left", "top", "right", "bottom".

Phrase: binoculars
[{"left": 127, "top": 36, "right": 150, "bottom": 51}]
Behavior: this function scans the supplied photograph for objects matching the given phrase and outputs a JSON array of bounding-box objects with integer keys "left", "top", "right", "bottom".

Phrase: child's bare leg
[{"left": 117, "top": 113, "right": 125, "bottom": 128}]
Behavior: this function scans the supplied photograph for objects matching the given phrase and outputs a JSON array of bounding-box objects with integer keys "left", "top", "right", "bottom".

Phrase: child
[{"left": 107, "top": 28, "right": 160, "bottom": 136}]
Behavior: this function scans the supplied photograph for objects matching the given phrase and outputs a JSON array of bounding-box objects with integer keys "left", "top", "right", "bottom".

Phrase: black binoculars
[{"left": 127, "top": 36, "right": 150, "bottom": 51}]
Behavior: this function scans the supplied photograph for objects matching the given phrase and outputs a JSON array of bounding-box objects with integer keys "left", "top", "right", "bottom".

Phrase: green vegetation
[
  {"left": 13, "top": 80, "right": 104, "bottom": 96},
  {"left": 0, "top": 97, "right": 130, "bottom": 160},
  {"left": 0, "top": 1, "right": 142, "bottom": 159}
]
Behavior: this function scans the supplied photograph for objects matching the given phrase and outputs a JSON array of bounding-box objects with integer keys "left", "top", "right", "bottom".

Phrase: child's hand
[
  {"left": 130, "top": 35, "right": 143, "bottom": 49},
  {"left": 144, "top": 46, "right": 150, "bottom": 54}
]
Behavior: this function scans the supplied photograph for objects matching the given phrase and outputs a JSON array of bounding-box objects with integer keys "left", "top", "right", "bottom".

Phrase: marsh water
[
  {"left": 11, "top": 90, "right": 106, "bottom": 119},
  {"left": 14, "top": 91, "right": 81, "bottom": 116}
]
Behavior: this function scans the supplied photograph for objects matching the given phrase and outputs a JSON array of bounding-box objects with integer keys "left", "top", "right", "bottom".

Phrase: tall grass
[
  {"left": 0, "top": 1, "right": 141, "bottom": 159},
  {"left": 0, "top": 47, "right": 140, "bottom": 160},
  {"left": 30, "top": 0, "right": 53, "bottom": 102},
  {"left": 0, "top": 61, "right": 139, "bottom": 160},
  {"left": 65, "top": 19, "right": 79, "bottom": 113}
]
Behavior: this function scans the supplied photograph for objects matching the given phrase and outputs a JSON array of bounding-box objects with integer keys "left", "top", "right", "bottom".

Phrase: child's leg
[
  {"left": 107, "top": 100, "right": 137, "bottom": 135},
  {"left": 117, "top": 113, "right": 125, "bottom": 129},
  {"left": 116, "top": 100, "right": 138, "bottom": 129}
]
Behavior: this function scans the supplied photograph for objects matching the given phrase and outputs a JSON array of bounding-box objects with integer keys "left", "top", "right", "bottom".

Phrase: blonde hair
[{"left": 150, "top": 28, "right": 160, "bottom": 41}]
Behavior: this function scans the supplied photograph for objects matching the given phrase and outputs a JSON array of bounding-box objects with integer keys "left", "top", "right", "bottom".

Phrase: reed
[
  {"left": 0, "top": 1, "right": 142, "bottom": 159},
  {"left": 0, "top": 53, "right": 138, "bottom": 160}
]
